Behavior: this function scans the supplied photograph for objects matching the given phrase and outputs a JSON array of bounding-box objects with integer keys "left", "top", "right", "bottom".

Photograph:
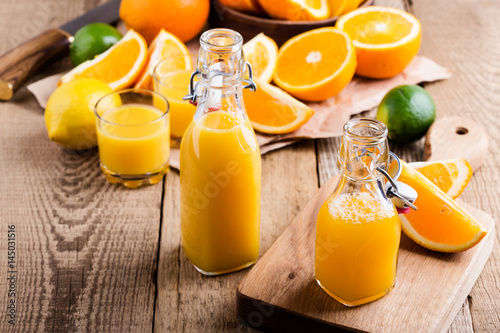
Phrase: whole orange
[{"left": 119, "top": 0, "right": 210, "bottom": 44}]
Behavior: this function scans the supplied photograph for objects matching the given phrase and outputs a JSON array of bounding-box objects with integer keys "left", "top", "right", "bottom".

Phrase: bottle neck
[
  {"left": 194, "top": 29, "right": 247, "bottom": 119},
  {"left": 337, "top": 118, "right": 389, "bottom": 180}
]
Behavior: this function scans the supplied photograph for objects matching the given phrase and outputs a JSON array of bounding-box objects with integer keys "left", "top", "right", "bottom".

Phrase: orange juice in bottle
[
  {"left": 315, "top": 118, "right": 401, "bottom": 306},
  {"left": 180, "top": 29, "right": 261, "bottom": 275}
]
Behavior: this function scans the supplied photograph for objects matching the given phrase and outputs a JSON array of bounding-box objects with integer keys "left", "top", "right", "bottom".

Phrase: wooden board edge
[
  {"left": 436, "top": 207, "right": 496, "bottom": 333},
  {"left": 236, "top": 288, "right": 364, "bottom": 333}
]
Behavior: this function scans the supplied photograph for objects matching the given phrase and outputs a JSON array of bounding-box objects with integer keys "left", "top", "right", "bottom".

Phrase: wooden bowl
[{"left": 209, "top": 0, "right": 375, "bottom": 46}]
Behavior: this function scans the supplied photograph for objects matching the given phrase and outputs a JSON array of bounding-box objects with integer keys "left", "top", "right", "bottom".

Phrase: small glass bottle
[
  {"left": 180, "top": 29, "right": 261, "bottom": 275},
  {"left": 315, "top": 118, "right": 401, "bottom": 306}
]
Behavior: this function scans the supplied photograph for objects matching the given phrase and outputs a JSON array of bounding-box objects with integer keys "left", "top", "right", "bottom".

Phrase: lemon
[
  {"left": 376, "top": 85, "right": 436, "bottom": 144},
  {"left": 70, "top": 23, "right": 122, "bottom": 66},
  {"left": 45, "top": 78, "right": 115, "bottom": 150}
]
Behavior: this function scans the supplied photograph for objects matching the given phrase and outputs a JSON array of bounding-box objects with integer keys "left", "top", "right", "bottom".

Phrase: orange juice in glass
[
  {"left": 154, "top": 54, "right": 197, "bottom": 147},
  {"left": 315, "top": 118, "right": 401, "bottom": 306},
  {"left": 94, "top": 89, "right": 169, "bottom": 188}
]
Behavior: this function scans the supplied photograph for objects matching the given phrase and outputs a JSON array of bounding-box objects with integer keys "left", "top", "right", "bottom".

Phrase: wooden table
[{"left": 0, "top": 0, "right": 498, "bottom": 332}]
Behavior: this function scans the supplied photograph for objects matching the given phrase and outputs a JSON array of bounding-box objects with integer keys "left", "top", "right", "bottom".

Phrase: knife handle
[{"left": 0, "top": 28, "right": 71, "bottom": 101}]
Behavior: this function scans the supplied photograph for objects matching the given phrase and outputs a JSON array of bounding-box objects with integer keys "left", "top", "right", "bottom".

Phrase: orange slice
[
  {"left": 273, "top": 27, "right": 356, "bottom": 102},
  {"left": 389, "top": 160, "right": 487, "bottom": 253},
  {"left": 410, "top": 159, "right": 472, "bottom": 199},
  {"left": 242, "top": 33, "right": 278, "bottom": 83},
  {"left": 135, "top": 29, "right": 190, "bottom": 90},
  {"left": 327, "top": 0, "right": 347, "bottom": 17},
  {"left": 257, "top": 0, "right": 330, "bottom": 21},
  {"left": 218, "top": 0, "right": 265, "bottom": 14},
  {"left": 60, "top": 29, "right": 148, "bottom": 91},
  {"left": 338, "top": 0, "right": 363, "bottom": 15},
  {"left": 243, "top": 78, "right": 314, "bottom": 134},
  {"left": 336, "top": 6, "right": 421, "bottom": 78}
]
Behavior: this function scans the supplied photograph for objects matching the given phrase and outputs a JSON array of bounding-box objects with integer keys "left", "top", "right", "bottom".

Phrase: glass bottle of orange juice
[
  {"left": 315, "top": 118, "right": 401, "bottom": 306},
  {"left": 180, "top": 29, "right": 261, "bottom": 275}
]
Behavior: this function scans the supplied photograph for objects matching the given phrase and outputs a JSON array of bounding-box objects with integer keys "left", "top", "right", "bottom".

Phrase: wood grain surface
[{"left": 0, "top": 0, "right": 499, "bottom": 332}]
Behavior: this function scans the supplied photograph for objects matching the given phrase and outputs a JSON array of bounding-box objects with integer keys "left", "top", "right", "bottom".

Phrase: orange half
[
  {"left": 390, "top": 160, "right": 486, "bottom": 253},
  {"left": 336, "top": 6, "right": 421, "bottom": 78},
  {"left": 60, "top": 29, "right": 148, "bottom": 90}
]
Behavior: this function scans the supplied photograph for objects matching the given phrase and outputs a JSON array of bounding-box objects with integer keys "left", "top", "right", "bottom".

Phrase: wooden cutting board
[{"left": 237, "top": 117, "right": 494, "bottom": 332}]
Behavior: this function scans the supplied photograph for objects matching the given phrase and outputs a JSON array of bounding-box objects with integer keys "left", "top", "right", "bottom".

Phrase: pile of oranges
[{"left": 219, "top": 0, "right": 364, "bottom": 20}]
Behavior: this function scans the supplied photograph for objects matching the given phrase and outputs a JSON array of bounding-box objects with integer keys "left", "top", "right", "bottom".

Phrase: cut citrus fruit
[
  {"left": 327, "top": 0, "right": 347, "bottom": 17},
  {"left": 134, "top": 29, "right": 190, "bottom": 90},
  {"left": 389, "top": 160, "right": 486, "bottom": 253},
  {"left": 257, "top": 0, "right": 330, "bottom": 21},
  {"left": 273, "top": 27, "right": 356, "bottom": 102},
  {"left": 60, "top": 29, "right": 148, "bottom": 91},
  {"left": 242, "top": 33, "right": 278, "bottom": 83},
  {"left": 218, "top": 0, "right": 265, "bottom": 14},
  {"left": 336, "top": 6, "right": 421, "bottom": 78},
  {"left": 338, "top": 0, "right": 363, "bottom": 15},
  {"left": 243, "top": 78, "right": 314, "bottom": 134},
  {"left": 410, "top": 159, "right": 472, "bottom": 200}
]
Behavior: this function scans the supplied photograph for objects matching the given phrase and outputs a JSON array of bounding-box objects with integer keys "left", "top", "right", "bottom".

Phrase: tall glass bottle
[
  {"left": 180, "top": 29, "right": 261, "bottom": 275},
  {"left": 315, "top": 118, "right": 401, "bottom": 306}
]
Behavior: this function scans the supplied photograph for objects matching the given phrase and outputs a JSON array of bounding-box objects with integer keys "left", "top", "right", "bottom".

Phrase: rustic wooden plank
[
  {"left": 155, "top": 141, "right": 319, "bottom": 332},
  {"left": 0, "top": 1, "right": 162, "bottom": 332},
  {"left": 410, "top": 0, "right": 500, "bottom": 332}
]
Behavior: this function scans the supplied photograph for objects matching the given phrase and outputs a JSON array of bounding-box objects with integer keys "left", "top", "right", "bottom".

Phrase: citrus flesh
[
  {"left": 336, "top": 6, "right": 421, "bottom": 78},
  {"left": 389, "top": 160, "right": 487, "bottom": 253},
  {"left": 410, "top": 159, "right": 472, "bottom": 200},
  {"left": 257, "top": 0, "right": 330, "bottom": 21},
  {"left": 60, "top": 29, "right": 148, "bottom": 91},
  {"left": 242, "top": 33, "right": 278, "bottom": 83},
  {"left": 273, "top": 27, "right": 356, "bottom": 101},
  {"left": 243, "top": 78, "right": 314, "bottom": 134}
]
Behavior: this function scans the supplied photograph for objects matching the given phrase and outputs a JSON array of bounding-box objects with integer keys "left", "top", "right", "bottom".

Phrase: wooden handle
[
  {"left": 424, "top": 116, "right": 489, "bottom": 171},
  {"left": 0, "top": 28, "right": 71, "bottom": 100}
]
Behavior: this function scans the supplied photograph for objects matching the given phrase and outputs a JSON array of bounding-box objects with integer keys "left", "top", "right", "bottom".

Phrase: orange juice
[
  {"left": 180, "top": 111, "right": 261, "bottom": 274},
  {"left": 155, "top": 70, "right": 196, "bottom": 145},
  {"left": 315, "top": 192, "right": 401, "bottom": 306},
  {"left": 96, "top": 104, "right": 169, "bottom": 176}
]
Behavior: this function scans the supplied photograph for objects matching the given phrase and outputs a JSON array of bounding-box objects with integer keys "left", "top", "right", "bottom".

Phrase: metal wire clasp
[
  {"left": 183, "top": 62, "right": 257, "bottom": 105},
  {"left": 243, "top": 61, "right": 257, "bottom": 92},
  {"left": 377, "top": 152, "right": 418, "bottom": 211}
]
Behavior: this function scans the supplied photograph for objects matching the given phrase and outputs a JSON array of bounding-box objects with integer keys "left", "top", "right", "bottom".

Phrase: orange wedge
[
  {"left": 338, "top": 0, "right": 363, "bottom": 15},
  {"left": 410, "top": 159, "right": 472, "bottom": 199},
  {"left": 243, "top": 78, "right": 314, "bottom": 134},
  {"left": 336, "top": 6, "right": 421, "bottom": 78},
  {"left": 135, "top": 29, "right": 190, "bottom": 90},
  {"left": 257, "top": 0, "right": 330, "bottom": 21},
  {"left": 273, "top": 27, "right": 356, "bottom": 102},
  {"left": 327, "top": 0, "right": 347, "bottom": 17},
  {"left": 389, "top": 160, "right": 486, "bottom": 253},
  {"left": 242, "top": 33, "right": 278, "bottom": 83},
  {"left": 60, "top": 29, "right": 148, "bottom": 91}
]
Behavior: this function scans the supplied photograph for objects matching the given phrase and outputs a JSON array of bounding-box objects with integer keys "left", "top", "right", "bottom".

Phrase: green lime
[
  {"left": 69, "top": 23, "right": 122, "bottom": 66},
  {"left": 376, "top": 85, "right": 436, "bottom": 144}
]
